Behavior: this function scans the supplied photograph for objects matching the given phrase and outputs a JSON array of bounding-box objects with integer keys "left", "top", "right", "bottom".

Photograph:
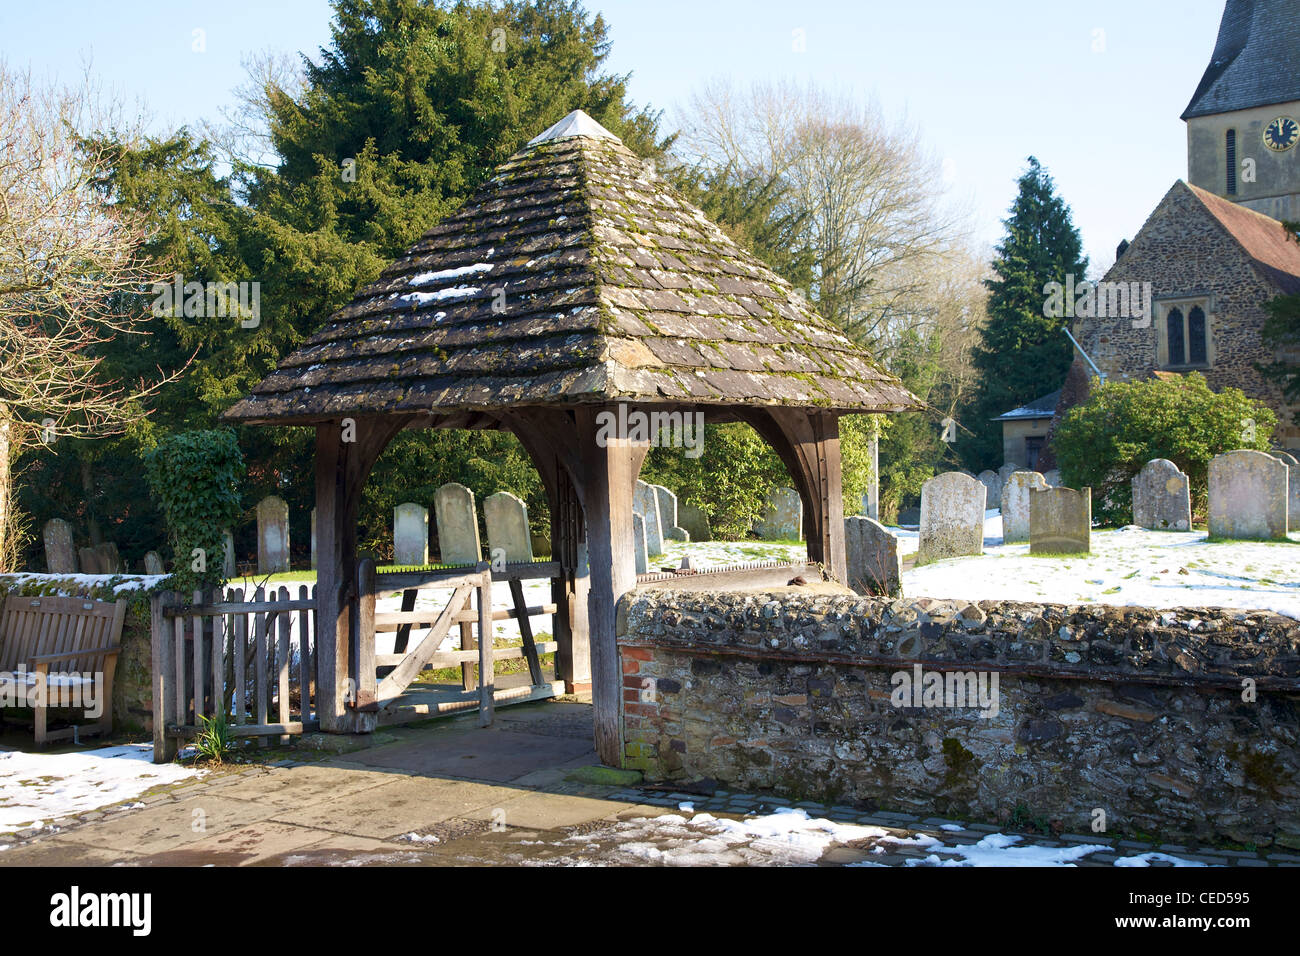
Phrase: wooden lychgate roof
[{"left": 224, "top": 110, "right": 919, "bottom": 425}]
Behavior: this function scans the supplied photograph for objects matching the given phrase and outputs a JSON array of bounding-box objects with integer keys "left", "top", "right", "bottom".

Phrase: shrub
[
  {"left": 1052, "top": 373, "right": 1275, "bottom": 525},
  {"left": 143, "top": 429, "right": 245, "bottom": 592}
]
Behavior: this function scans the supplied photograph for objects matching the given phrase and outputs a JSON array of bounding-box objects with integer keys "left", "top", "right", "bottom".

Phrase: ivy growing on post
[{"left": 143, "top": 429, "right": 244, "bottom": 593}]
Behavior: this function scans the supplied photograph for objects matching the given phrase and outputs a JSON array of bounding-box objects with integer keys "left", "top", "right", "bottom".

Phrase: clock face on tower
[{"left": 1263, "top": 115, "right": 1299, "bottom": 152}]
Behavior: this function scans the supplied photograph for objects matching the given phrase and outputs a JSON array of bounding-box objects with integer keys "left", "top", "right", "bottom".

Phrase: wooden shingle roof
[{"left": 223, "top": 111, "right": 919, "bottom": 425}]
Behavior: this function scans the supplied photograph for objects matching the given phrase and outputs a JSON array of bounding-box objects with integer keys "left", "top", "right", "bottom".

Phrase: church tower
[{"left": 1183, "top": 0, "right": 1300, "bottom": 222}]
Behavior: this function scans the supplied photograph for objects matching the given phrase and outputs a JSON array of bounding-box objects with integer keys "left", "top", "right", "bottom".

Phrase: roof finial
[{"left": 528, "top": 109, "right": 621, "bottom": 146}]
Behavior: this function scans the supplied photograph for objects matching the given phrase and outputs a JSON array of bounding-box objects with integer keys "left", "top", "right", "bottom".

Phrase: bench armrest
[{"left": 29, "top": 646, "right": 121, "bottom": 665}]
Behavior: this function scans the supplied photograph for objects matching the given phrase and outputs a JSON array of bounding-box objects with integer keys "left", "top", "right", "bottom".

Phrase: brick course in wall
[{"left": 617, "top": 590, "right": 1300, "bottom": 847}]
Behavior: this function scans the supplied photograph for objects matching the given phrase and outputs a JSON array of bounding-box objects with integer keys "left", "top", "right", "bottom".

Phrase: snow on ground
[
  {"left": 551, "top": 807, "right": 1206, "bottom": 867},
  {"left": 0, "top": 573, "right": 165, "bottom": 594},
  {"left": 0, "top": 743, "right": 201, "bottom": 834},
  {"left": 906, "top": 524, "right": 1300, "bottom": 618}
]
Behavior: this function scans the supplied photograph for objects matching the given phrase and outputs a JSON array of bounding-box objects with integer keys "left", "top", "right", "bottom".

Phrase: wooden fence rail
[{"left": 151, "top": 586, "right": 318, "bottom": 763}]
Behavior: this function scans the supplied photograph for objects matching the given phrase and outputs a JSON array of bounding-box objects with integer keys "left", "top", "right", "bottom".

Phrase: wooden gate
[{"left": 350, "top": 559, "right": 562, "bottom": 727}]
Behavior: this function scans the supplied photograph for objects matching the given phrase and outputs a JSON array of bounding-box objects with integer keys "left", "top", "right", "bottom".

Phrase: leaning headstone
[
  {"left": 844, "top": 516, "right": 902, "bottom": 597},
  {"left": 485, "top": 492, "right": 533, "bottom": 563},
  {"left": 632, "top": 480, "right": 664, "bottom": 556},
  {"left": 1131, "top": 459, "right": 1192, "bottom": 531},
  {"left": 652, "top": 485, "right": 689, "bottom": 542},
  {"left": 1030, "top": 486, "right": 1092, "bottom": 554},
  {"left": 143, "top": 551, "right": 165, "bottom": 575},
  {"left": 1209, "top": 450, "right": 1288, "bottom": 540},
  {"left": 977, "top": 471, "right": 1001, "bottom": 509},
  {"left": 678, "top": 503, "right": 711, "bottom": 542},
  {"left": 1001, "top": 471, "right": 1049, "bottom": 543},
  {"left": 393, "top": 502, "right": 429, "bottom": 566},
  {"left": 754, "top": 487, "right": 802, "bottom": 540},
  {"left": 434, "top": 482, "right": 481, "bottom": 564},
  {"left": 223, "top": 530, "right": 236, "bottom": 577},
  {"left": 256, "top": 496, "right": 291, "bottom": 573},
  {"left": 42, "top": 518, "right": 77, "bottom": 573},
  {"left": 917, "top": 472, "right": 986, "bottom": 565},
  {"left": 632, "top": 513, "right": 649, "bottom": 575}
]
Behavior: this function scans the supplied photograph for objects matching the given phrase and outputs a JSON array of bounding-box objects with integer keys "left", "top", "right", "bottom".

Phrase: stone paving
[{"left": 0, "top": 701, "right": 1293, "bottom": 867}]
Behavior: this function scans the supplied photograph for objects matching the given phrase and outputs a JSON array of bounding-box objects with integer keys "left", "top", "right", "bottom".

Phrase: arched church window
[
  {"left": 1188, "top": 306, "right": 1207, "bottom": 365},
  {"left": 1166, "top": 307, "right": 1185, "bottom": 366}
]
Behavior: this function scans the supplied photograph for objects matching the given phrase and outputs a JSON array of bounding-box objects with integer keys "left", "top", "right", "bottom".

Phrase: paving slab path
[{"left": 0, "top": 702, "right": 1291, "bottom": 867}]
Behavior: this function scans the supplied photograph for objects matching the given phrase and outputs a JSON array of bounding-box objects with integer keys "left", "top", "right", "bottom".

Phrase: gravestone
[
  {"left": 997, "top": 463, "right": 1018, "bottom": 496},
  {"left": 223, "top": 530, "right": 236, "bottom": 577},
  {"left": 77, "top": 547, "right": 99, "bottom": 574},
  {"left": 1208, "top": 450, "right": 1288, "bottom": 540},
  {"left": 1001, "top": 471, "right": 1049, "bottom": 543},
  {"left": 310, "top": 509, "right": 317, "bottom": 570},
  {"left": 143, "top": 551, "right": 165, "bottom": 575},
  {"left": 678, "top": 503, "right": 711, "bottom": 542},
  {"left": 844, "top": 516, "right": 902, "bottom": 597},
  {"left": 434, "top": 482, "right": 482, "bottom": 564},
  {"left": 485, "top": 492, "right": 533, "bottom": 562},
  {"left": 1270, "top": 452, "right": 1299, "bottom": 533},
  {"left": 633, "top": 480, "right": 664, "bottom": 556},
  {"left": 256, "top": 496, "right": 291, "bottom": 573},
  {"left": 754, "top": 487, "right": 802, "bottom": 540},
  {"left": 1042, "top": 469, "right": 1061, "bottom": 488},
  {"left": 977, "top": 471, "right": 1001, "bottom": 510},
  {"left": 42, "top": 518, "right": 77, "bottom": 573},
  {"left": 1132, "top": 459, "right": 1192, "bottom": 531},
  {"left": 632, "top": 513, "right": 649, "bottom": 574},
  {"left": 917, "top": 472, "right": 986, "bottom": 565},
  {"left": 393, "top": 502, "right": 429, "bottom": 566},
  {"left": 77, "top": 541, "right": 122, "bottom": 575},
  {"left": 1030, "top": 486, "right": 1092, "bottom": 554},
  {"left": 652, "top": 485, "right": 690, "bottom": 542}
]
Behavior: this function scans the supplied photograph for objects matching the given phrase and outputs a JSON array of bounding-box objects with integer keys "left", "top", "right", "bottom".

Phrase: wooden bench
[{"left": 0, "top": 594, "right": 126, "bottom": 746}]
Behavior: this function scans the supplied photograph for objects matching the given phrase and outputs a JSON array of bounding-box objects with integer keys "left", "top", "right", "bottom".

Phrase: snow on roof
[
  {"left": 527, "top": 109, "right": 621, "bottom": 146},
  {"left": 994, "top": 389, "right": 1062, "bottom": 421}
]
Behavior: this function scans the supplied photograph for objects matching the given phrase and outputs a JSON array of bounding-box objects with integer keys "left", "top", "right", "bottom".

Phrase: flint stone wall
[{"left": 617, "top": 590, "right": 1300, "bottom": 848}]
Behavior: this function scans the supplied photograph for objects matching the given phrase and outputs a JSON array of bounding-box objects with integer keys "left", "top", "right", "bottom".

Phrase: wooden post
[
  {"left": 150, "top": 591, "right": 178, "bottom": 763},
  {"left": 477, "top": 569, "right": 494, "bottom": 727},
  {"left": 354, "top": 558, "right": 377, "bottom": 714},
  {"left": 575, "top": 407, "right": 647, "bottom": 767}
]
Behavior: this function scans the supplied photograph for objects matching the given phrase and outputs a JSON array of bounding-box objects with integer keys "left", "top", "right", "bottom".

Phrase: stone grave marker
[
  {"left": 997, "top": 463, "right": 1018, "bottom": 494},
  {"left": 844, "top": 516, "right": 902, "bottom": 596},
  {"left": 1042, "top": 469, "right": 1061, "bottom": 488},
  {"left": 633, "top": 480, "right": 664, "bottom": 555},
  {"left": 143, "top": 551, "right": 165, "bottom": 575},
  {"left": 77, "top": 547, "right": 99, "bottom": 574},
  {"left": 754, "top": 487, "right": 802, "bottom": 540},
  {"left": 1029, "top": 486, "right": 1092, "bottom": 554},
  {"left": 223, "top": 530, "right": 236, "bottom": 577},
  {"left": 632, "top": 512, "right": 649, "bottom": 574},
  {"left": 977, "top": 471, "right": 1001, "bottom": 510},
  {"left": 435, "top": 482, "right": 482, "bottom": 564},
  {"left": 652, "top": 485, "right": 690, "bottom": 541},
  {"left": 678, "top": 503, "right": 711, "bottom": 542},
  {"left": 42, "top": 518, "right": 77, "bottom": 573},
  {"left": 1001, "top": 471, "right": 1048, "bottom": 543},
  {"left": 1131, "top": 459, "right": 1192, "bottom": 531},
  {"left": 257, "top": 495, "right": 291, "bottom": 573},
  {"left": 1208, "top": 450, "right": 1288, "bottom": 540},
  {"left": 917, "top": 472, "right": 986, "bottom": 564},
  {"left": 1270, "top": 452, "right": 1299, "bottom": 533},
  {"left": 393, "top": 502, "right": 429, "bottom": 566},
  {"left": 485, "top": 492, "right": 533, "bottom": 563}
]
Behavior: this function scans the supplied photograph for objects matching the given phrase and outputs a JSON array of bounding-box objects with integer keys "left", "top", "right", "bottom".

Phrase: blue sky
[{"left": 0, "top": 0, "right": 1231, "bottom": 273}]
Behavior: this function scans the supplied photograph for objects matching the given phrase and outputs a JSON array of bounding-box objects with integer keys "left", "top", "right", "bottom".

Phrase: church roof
[
  {"left": 1182, "top": 0, "right": 1300, "bottom": 120},
  {"left": 223, "top": 110, "right": 918, "bottom": 425},
  {"left": 1188, "top": 183, "right": 1300, "bottom": 294}
]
